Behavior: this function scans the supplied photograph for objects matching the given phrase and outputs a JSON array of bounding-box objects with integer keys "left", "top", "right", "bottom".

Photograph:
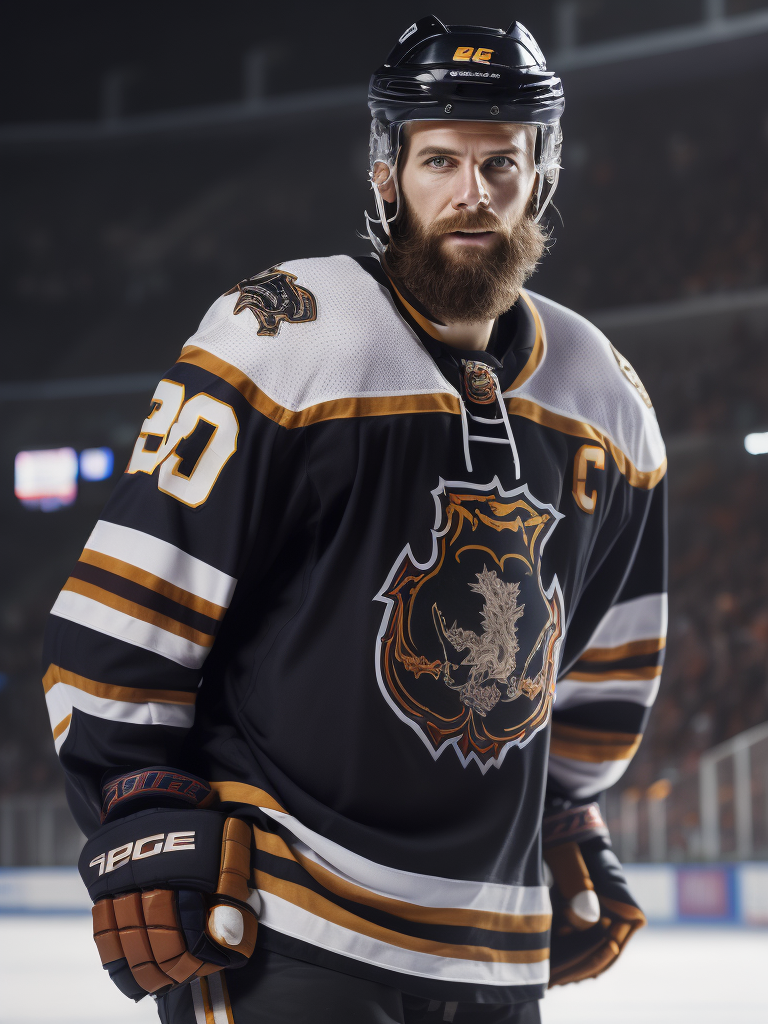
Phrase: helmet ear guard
[{"left": 366, "top": 17, "right": 564, "bottom": 252}]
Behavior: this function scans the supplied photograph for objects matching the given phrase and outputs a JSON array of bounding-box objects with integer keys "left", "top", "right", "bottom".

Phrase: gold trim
[
  {"left": 179, "top": 346, "right": 460, "bottom": 428},
  {"left": 510, "top": 291, "right": 545, "bottom": 390},
  {"left": 506, "top": 397, "right": 666, "bottom": 490},
  {"left": 254, "top": 827, "right": 549, "bottom": 935},
  {"left": 61, "top": 577, "right": 215, "bottom": 647},
  {"left": 578, "top": 638, "right": 666, "bottom": 663},
  {"left": 387, "top": 280, "right": 444, "bottom": 340},
  {"left": 387, "top": 282, "right": 545, "bottom": 394},
  {"left": 52, "top": 713, "right": 72, "bottom": 740},
  {"left": 42, "top": 664, "right": 196, "bottom": 705},
  {"left": 255, "top": 870, "right": 548, "bottom": 965},
  {"left": 199, "top": 978, "right": 216, "bottom": 1024},
  {"left": 565, "top": 665, "right": 663, "bottom": 682},
  {"left": 550, "top": 722, "right": 642, "bottom": 763},
  {"left": 208, "top": 781, "right": 286, "bottom": 813},
  {"left": 79, "top": 550, "right": 227, "bottom": 621}
]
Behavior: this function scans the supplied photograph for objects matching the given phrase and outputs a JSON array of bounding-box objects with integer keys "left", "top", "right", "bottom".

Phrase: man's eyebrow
[{"left": 415, "top": 145, "right": 525, "bottom": 159}]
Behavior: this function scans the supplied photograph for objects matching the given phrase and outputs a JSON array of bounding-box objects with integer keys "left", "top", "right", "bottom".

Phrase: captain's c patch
[{"left": 226, "top": 267, "right": 318, "bottom": 337}]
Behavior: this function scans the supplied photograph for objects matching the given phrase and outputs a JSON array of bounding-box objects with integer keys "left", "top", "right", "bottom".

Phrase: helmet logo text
[{"left": 452, "top": 46, "right": 494, "bottom": 64}]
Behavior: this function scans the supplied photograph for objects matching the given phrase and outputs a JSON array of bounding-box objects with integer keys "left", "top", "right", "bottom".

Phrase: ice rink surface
[{"left": 0, "top": 917, "right": 766, "bottom": 1024}]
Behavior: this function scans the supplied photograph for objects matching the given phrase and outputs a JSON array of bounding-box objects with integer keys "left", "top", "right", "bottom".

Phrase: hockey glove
[
  {"left": 79, "top": 767, "right": 257, "bottom": 1001},
  {"left": 543, "top": 801, "right": 646, "bottom": 987}
]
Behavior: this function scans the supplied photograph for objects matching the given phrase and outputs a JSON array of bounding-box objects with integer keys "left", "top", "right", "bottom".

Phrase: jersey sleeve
[
  {"left": 42, "top": 309, "right": 304, "bottom": 835},
  {"left": 548, "top": 472, "right": 668, "bottom": 800}
]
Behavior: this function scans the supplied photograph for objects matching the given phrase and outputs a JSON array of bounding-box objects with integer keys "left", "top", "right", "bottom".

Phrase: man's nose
[{"left": 451, "top": 163, "right": 490, "bottom": 211}]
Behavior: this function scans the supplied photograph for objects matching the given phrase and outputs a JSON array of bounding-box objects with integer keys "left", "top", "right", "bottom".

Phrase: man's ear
[{"left": 372, "top": 162, "right": 397, "bottom": 204}]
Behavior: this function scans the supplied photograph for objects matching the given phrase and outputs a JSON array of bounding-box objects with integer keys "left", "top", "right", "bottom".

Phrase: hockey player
[{"left": 43, "top": 17, "right": 666, "bottom": 1024}]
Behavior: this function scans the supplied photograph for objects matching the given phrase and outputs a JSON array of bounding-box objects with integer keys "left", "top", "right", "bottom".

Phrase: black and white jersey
[{"left": 43, "top": 255, "right": 666, "bottom": 1005}]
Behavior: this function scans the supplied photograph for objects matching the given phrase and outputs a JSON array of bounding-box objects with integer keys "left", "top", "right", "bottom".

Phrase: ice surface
[
  {"left": 543, "top": 926, "right": 768, "bottom": 1023},
  {"left": 0, "top": 916, "right": 766, "bottom": 1023}
]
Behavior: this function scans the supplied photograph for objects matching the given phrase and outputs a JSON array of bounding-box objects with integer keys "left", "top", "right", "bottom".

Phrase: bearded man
[{"left": 43, "top": 17, "right": 667, "bottom": 1024}]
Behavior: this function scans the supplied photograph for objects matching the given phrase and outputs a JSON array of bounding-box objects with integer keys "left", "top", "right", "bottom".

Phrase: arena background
[{"left": 1, "top": 3, "right": 768, "bottom": 1020}]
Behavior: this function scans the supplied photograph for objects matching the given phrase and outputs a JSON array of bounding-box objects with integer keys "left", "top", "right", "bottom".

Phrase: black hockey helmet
[{"left": 366, "top": 16, "right": 564, "bottom": 252}]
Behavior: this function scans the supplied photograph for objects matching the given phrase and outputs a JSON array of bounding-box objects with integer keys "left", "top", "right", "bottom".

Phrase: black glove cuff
[
  {"left": 542, "top": 801, "right": 609, "bottom": 849},
  {"left": 101, "top": 766, "right": 212, "bottom": 824},
  {"left": 80, "top": 807, "right": 226, "bottom": 901}
]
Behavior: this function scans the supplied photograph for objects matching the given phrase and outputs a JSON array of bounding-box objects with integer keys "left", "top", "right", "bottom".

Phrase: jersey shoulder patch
[
  {"left": 224, "top": 267, "right": 318, "bottom": 337},
  {"left": 609, "top": 345, "right": 652, "bottom": 409}
]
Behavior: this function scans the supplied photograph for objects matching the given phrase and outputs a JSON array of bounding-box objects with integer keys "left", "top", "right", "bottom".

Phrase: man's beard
[{"left": 384, "top": 200, "right": 547, "bottom": 324}]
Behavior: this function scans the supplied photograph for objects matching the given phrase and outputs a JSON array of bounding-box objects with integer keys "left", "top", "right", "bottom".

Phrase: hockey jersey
[{"left": 43, "top": 255, "right": 667, "bottom": 1005}]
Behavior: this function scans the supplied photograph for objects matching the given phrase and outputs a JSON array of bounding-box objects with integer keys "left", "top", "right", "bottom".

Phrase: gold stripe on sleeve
[
  {"left": 43, "top": 664, "right": 196, "bottom": 705},
  {"left": 61, "top": 577, "right": 215, "bottom": 647},
  {"left": 550, "top": 722, "right": 642, "bottom": 763},
  {"left": 78, "top": 549, "right": 226, "bottom": 621},
  {"left": 566, "top": 665, "right": 663, "bottom": 682},
  {"left": 577, "top": 638, "right": 666, "bottom": 663}
]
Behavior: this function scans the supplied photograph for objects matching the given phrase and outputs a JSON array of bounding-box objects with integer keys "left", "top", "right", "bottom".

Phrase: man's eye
[
  {"left": 488, "top": 156, "right": 512, "bottom": 168},
  {"left": 428, "top": 157, "right": 448, "bottom": 168}
]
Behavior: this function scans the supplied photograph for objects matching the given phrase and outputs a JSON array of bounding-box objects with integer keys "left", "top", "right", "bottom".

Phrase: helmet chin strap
[{"left": 366, "top": 155, "right": 403, "bottom": 253}]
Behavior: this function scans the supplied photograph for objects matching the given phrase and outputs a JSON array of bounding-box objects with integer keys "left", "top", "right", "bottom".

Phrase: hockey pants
[{"left": 156, "top": 947, "right": 541, "bottom": 1024}]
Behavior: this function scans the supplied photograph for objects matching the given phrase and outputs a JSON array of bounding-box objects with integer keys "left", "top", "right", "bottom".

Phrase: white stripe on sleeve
[
  {"left": 555, "top": 676, "right": 661, "bottom": 710},
  {"left": 585, "top": 593, "right": 667, "bottom": 650},
  {"left": 50, "top": 590, "right": 209, "bottom": 669},
  {"left": 46, "top": 681, "right": 194, "bottom": 752},
  {"left": 85, "top": 520, "right": 237, "bottom": 607},
  {"left": 547, "top": 755, "right": 631, "bottom": 800}
]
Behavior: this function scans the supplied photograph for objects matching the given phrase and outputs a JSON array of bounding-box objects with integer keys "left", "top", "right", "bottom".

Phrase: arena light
[
  {"left": 14, "top": 447, "right": 78, "bottom": 510},
  {"left": 79, "top": 447, "right": 114, "bottom": 481},
  {"left": 744, "top": 432, "right": 768, "bottom": 455}
]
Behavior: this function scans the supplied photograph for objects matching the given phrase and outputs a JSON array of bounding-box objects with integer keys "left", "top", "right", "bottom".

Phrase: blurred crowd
[
  {"left": 538, "top": 68, "right": 768, "bottom": 310},
  {"left": 624, "top": 321, "right": 768, "bottom": 792}
]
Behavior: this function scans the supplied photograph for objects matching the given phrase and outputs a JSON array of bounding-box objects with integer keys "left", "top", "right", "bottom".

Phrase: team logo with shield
[{"left": 375, "top": 478, "right": 565, "bottom": 771}]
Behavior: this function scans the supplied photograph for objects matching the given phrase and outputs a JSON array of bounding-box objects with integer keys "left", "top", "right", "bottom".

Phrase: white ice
[{"left": 0, "top": 917, "right": 766, "bottom": 1023}]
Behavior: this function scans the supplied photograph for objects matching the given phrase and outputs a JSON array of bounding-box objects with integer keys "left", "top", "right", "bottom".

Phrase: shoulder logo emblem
[
  {"left": 226, "top": 267, "right": 318, "bottom": 337},
  {"left": 611, "top": 345, "right": 652, "bottom": 409},
  {"left": 375, "top": 478, "right": 565, "bottom": 772}
]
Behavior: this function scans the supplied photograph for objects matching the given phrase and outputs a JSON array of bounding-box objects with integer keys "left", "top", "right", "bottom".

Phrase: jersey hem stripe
[
  {"left": 253, "top": 826, "right": 550, "bottom": 935},
  {"left": 253, "top": 891, "right": 549, "bottom": 986}
]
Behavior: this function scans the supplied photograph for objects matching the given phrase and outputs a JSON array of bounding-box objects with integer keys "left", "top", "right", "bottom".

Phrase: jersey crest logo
[
  {"left": 226, "top": 267, "right": 318, "bottom": 337},
  {"left": 375, "top": 478, "right": 565, "bottom": 772}
]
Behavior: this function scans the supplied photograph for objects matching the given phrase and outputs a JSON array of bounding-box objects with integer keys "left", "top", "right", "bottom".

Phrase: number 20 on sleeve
[{"left": 127, "top": 381, "right": 239, "bottom": 507}]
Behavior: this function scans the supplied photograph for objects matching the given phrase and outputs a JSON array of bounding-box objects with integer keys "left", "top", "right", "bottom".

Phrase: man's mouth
[{"left": 444, "top": 230, "right": 497, "bottom": 246}]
